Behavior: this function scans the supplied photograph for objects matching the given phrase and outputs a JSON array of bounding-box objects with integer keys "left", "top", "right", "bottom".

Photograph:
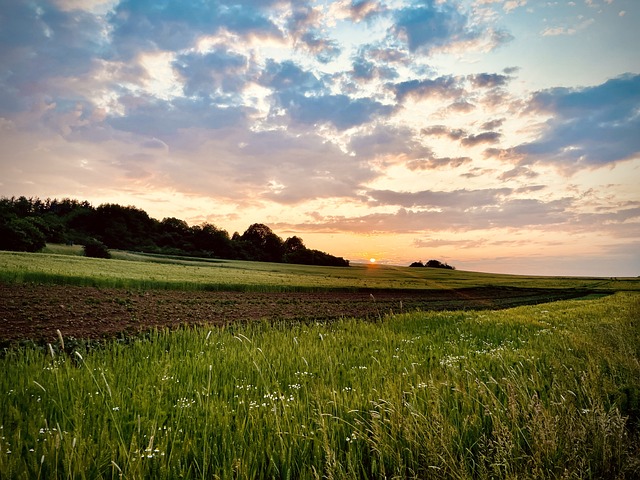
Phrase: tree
[
  {"left": 239, "top": 223, "right": 284, "bottom": 262},
  {"left": 0, "top": 217, "right": 46, "bottom": 252},
  {"left": 192, "top": 223, "right": 233, "bottom": 258},
  {"left": 425, "top": 259, "right": 455, "bottom": 270},
  {"left": 157, "top": 217, "right": 193, "bottom": 252},
  {"left": 0, "top": 195, "right": 351, "bottom": 266},
  {"left": 284, "top": 236, "right": 305, "bottom": 254},
  {"left": 409, "top": 261, "right": 424, "bottom": 267},
  {"left": 92, "top": 204, "right": 158, "bottom": 250}
]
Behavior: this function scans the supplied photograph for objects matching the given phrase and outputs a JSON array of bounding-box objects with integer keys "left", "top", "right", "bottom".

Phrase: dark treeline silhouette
[
  {"left": 0, "top": 196, "right": 349, "bottom": 267},
  {"left": 409, "top": 260, "right": 455, "bottom": 270}
]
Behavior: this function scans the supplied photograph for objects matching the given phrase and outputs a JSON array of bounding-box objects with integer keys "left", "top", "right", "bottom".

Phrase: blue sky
[{"left": 1, "top": 0, "right": 638, "bottom": 275}]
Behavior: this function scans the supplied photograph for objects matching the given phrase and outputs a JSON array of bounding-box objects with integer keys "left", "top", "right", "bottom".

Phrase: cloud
[
  {"left": 298, "top": 31, "right": 342, "bottom": 63},
  {"left": 39, "top": 121, "right": 377, "bottom": 206},
  {"left": 413, "top": 237, "right": 488, "bottom": 249},
  {"left": 514, "top": 185, "right": 546, "bottom": 194},
  {"left": 285, "top": 94, "right": 394, "bottom": 130},
  {"left": 107, "top": 96, "right": 249, "bottom": 138},
  {"left": 422, "top": 125, "right": 500, "bottom": 147},
  {"left": 237, "top": 130, "right": 377, "bottom": 204},
  {"left": 259, "top": 60, "right": 393, "bottom": 129},
  {"left": 259, "top": 60, "right": 325, "bottom": 94},
  {"left": 468, "top": 73, "right": 510, "bottom": 89},
  {"left": 350, "top": 48, "right": 399, "bottom": 82},
  {"left": 503, "top": 0, "right": 527, "bottom": 13},
  {"left": 461, "top": 131, "right": 501, "bottom": 146},
  {"left": 460, "top": 167, "right": 495, "bottom": 179},
  {"left": 498, "top": 166, "right": 540, "bottom": 180},
  {"left": 407, "top": 156, "right": 472, "bottom": 170},
  {"left": 393, "top": 76, "right": 463, "bottom": 102},
  {"left": 344, "top": 124, "right": 473, "bottom": 171},
  {"left": 329, "top": 1, "right": 385, "bottom": 23},
  {"left": 108, "top": 0, "right": 281, "bottom": 59},
  {"left": 363, "top": 45, "right": 412, "bottom": 66},
  {"left": 0, "top": 2, "right": 108, "bottom": 111},
  {"left": 481, "top": 118, "right": 505, "bottom": 130},
  {"left": 173, "top": 49, "right": 249, "bottom": 97},
  {"left": 541, "top": 18, "right": 595, "bottom": 36},
  {"left": 348, "top": 124, "right": 439, "bottom": 165},
  {"left": 282, "top": 197, "right": 573, "bottom": 234},
  {"left": 286, "top": 4, "right": 342, "bottom": 63},
  {"left": 391, "top": 0, "right": 474, "bottom": 53},
  {"left": 516, "top": 74, "right": 640, "bottom": 167},
  {"left": 366, "top": 188, "right": 512, "bottom": 208},
  {"left": 140, "top": 138, "right": 169, "bottom": 151},
  {"left": 412, "top": 235, "right": 534, "bottom": 250},
  {"left": 446, "top": 100, "right": 476, "bottom": 113},
  {"left": 422, "top": 125, "right": 466, "bottom": 140},
  {"left": 259, "top": 59, "right": 391, "bottom": 130}
]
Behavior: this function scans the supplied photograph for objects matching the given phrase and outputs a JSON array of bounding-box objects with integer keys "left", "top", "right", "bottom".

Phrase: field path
[{"left": 1, "top": 282, "right": 591, "bottom": 344}]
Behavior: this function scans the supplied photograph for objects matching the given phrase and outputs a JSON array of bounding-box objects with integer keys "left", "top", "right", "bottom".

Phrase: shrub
[
  {"left": 0, "top": 217, "right": 46, "bottom": 252},
  {"left": 83, "top": 239, "right": 111, "bottom": 259}
]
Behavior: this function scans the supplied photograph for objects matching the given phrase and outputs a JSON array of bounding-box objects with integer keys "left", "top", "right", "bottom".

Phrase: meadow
[
  {"left": 1, "top": 248, "right": 639, "bottom": 478},
  {"left": 0, "top": 293, "right": 638, "bottom": 478},
  {"left": 1, "top": 248, "right": 636, "bottom": 293}
]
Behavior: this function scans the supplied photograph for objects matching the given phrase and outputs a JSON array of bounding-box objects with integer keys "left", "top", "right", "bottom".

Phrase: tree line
[
  {"left": 409, "top": 260, "right": 455, "bottom": 270},
  {"left": 0, "top": 196, "right": 349, "bottom": 267}
]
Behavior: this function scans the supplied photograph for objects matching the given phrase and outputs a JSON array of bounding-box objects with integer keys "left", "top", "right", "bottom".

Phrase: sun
[{"left": 369, "top": 258, "right": 376, "bottom": 263}]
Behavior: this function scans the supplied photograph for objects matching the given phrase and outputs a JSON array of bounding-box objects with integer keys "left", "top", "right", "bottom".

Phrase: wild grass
[
  {"left": 1, "top": 293, "right": 638, "bottom": 479},
  {"left": 41, "top": 244, "right": 86, "bottom": 256},
  {"left": 1, "top": 249, "right": 637, "bottom": 293}
]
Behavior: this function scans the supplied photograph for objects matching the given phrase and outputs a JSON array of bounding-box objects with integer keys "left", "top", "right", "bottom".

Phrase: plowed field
[{"left": 0, "top": 282, "right": 593, "bottom": 344}]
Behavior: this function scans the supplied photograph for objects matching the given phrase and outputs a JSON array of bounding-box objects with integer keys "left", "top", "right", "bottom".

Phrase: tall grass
[{"left": 1, "top": 293, "right": 638, "bottom": 478}]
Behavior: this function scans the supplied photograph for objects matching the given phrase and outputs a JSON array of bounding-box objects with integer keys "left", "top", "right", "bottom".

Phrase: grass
[
  {"left": 1, "top": 248, "right": 638, "bottom": 293},
  {"left": 1, "top": 292, "right": 638, "bottom": 479},
  {"left": 41, "top": 244, "right": 86, "bottom": 257}
]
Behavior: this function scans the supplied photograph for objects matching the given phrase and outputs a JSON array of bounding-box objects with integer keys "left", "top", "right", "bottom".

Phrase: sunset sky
[{"left": 1, "top": 0, "right": 639, "bottom": 276}]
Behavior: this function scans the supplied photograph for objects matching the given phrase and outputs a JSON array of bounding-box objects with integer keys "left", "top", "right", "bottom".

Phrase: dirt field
[{"left": 0, "top": 282, "right": 592, "bottom": 344}]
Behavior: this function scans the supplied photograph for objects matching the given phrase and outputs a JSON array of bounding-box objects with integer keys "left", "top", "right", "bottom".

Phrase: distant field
[{"left": 1, "top": 248, "right": 637, "bottom": 293}]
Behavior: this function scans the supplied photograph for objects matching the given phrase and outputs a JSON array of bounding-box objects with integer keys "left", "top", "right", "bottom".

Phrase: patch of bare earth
[{"left": 0, "top": 282, "right": 590, "bottom": 344}]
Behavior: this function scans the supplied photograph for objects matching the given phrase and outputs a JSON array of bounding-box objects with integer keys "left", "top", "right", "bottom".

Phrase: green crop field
[
  {"left": 0, "top": 293, "right": 639, "bottom": 478},
  {"left": 1, "top": 249, "right": 638, "bottom": 293},
  {"left": 1, "top": 248, "right": 639, "bottom": 478}
]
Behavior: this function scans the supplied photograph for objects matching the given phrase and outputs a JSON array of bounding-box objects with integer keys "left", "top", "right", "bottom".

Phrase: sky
[{"left": 1, "top": 0, "right": 639, "bottom": 276}]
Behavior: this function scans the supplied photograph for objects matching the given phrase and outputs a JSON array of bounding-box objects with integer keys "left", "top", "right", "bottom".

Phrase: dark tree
[
  {"left": 0, "top": 195, "right": 350, "bottom": 267},
  {"left": 409, "top": 261, "right": 424, "bottom": 267},
  {"left": 12, "top": 196, "right": 35, "bottom": 217},
  {"left": 84, "top": 239, "right": 111, "bottom": 259},
  {"left": 239, "top": 223, "right": 284, "bottom": 262},
  {"left": 90, "top": 204, "right": 158, "bottom": 250},
  {"left": 156, "top": 217, "right": 193, "bottom": 252},
  {"left": 192, "top": 223, "right": 233, "bottom": 258},
  {"left": 425, "top": 259, "right": 455, "bottom": 270},
  {"left": 284, "top": 236, "right": 305, "bottom": 254},
  {"left": 0, "top": 217, "right": 46, "bottom": 252}
]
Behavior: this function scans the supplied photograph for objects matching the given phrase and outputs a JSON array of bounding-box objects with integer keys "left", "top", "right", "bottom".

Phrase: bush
[
  {"left": 0, "top": 217, "right": 46, "bottom": 252},
  {"left": 84, "top": 239, "right": 111, "bottom": 259},
  {"left": 409, "top": 259, "right": 455, "bottom": 269}
]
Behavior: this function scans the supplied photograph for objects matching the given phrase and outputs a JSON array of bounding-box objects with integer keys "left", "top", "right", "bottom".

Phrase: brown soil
[{"left": 0, "top": 282, "right": 591, "bottom": 344}]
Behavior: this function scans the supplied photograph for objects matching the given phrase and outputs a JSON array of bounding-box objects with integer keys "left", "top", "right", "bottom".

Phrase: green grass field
[
  {"left": 2, "top": 248, "right": 638, "bottom": 293},
  {"left": 1, "top": 248, "right": 639, "bottom": 478},
  {"left": 0, "top": 293, "right": 638, "bottom": 478}
]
